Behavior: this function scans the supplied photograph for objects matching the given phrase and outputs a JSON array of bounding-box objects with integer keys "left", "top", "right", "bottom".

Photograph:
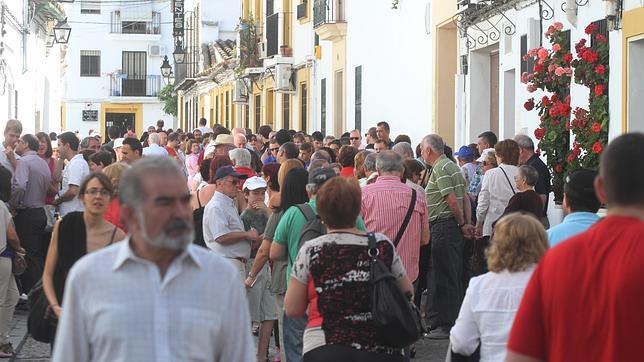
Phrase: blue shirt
[{"left": 547, "top": 212, "right": 600, "bottom": 247}]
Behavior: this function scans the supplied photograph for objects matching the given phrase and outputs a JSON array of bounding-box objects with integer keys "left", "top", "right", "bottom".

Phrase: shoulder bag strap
[
  {"left": 109, "top": 225, "right": 118, "bottom": 245},
  {"left": 499, "top": 166, "right": 516, "bottom": 195},
  {"left": 367, "top": 232, "right": 378, "bottom": 258},
  {"left": 296, "top": 203, "right": 316, "bottom": 221},
  {"left": 393, "top": 188, "right": 417, "bottom": 247},
  {"left": 196, "top": 189, "right": 203, "bottom": 208}
]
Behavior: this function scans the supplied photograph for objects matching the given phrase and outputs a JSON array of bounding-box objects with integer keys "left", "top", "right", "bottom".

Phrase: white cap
[
  {"left": 476, "top": 148, "right": 495, "bottom": 163},
  {"left": 113, "top": 138, "right": 125, "bottom": 149},
  {"left": 204, "top": 140, "right": 216, "bottom": 158},
  {"left": 243, "top": 176, "right": 268, "bottom": 191}
]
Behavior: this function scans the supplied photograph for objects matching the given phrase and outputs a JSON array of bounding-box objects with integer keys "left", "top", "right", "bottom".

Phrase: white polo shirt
[
  {"left": 203, "top": 191, "right": 250, "bottom": 259},
  {"left": 142, "top": 144, "right": 169, "bottom": 157},
  {"left": 59, "top": 154, "right": 89, "bottom": 217}
]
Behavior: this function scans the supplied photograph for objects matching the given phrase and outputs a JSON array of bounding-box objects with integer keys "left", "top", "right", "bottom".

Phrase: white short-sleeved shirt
[
  {"left": 59, "top": 154, "right": 90, "bottom": 217},
  {"left": 203, "top": 192, "right": 250, "bottom": 259},
  {"left": 0, "top": 202, "right": 12, "bottom": 253},
  {"left": 51, "top": 240, "right": 255, "bottom": 362},
  {"left": 450, "top": 267, "right": 536, "bottom": 362},
  {"left": 142, "top": 144, "right": 169, "bottom": 157}
]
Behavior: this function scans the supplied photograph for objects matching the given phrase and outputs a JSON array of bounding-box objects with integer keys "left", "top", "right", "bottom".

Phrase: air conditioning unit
[
  {"left": 233, "top": 79, "right": 249, "bottom": 104},
  {"left": 275, "top": 63, "right": 292, "bottom": 93},
  {"left": 258, "top": 41, "right": 267, "bottom": 59},
  {"left": 148, "top": 44, "right": 165, "bottom": 57}
]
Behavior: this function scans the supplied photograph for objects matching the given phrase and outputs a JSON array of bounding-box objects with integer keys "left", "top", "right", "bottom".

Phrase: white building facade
[
  {"left": 0, "top": 0, "right": 66, "bottom": 134},
  {"left": 61, "top": 0, "right": 176, "bottom": 137}
]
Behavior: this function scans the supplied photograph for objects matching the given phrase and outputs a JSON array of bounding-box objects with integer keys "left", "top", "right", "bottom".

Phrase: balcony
[
  {"left": 110, "top": 75, "right": 162, "bottom": 97},
  {"left": 313, "top": 0, "right": 346, "bottom": 41},
  {"left": 110, "top": 11, "right": 161, "bottom": 37}
]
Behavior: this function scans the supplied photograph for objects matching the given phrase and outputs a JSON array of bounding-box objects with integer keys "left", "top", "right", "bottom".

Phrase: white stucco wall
[{"left": 0, "top": 1, "right": 64, "bottom": 134}]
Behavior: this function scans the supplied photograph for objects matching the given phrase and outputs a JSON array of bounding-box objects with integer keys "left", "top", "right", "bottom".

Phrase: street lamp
[
  {"left": 173, "top": 40, "right": 185, "bottom": 63},
  {"left": 53, "top": 18, "right": 72, "bottom": 44},
  {"left": 160, "top": 56, "right": 172, "bottom": 77},
  {"left": 168, "top": 70, "right": 175, "bottom": 85}
]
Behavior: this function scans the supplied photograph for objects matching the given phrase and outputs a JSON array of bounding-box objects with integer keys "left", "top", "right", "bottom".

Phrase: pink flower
[
  {"left": 555, "top": 67, "right": 566, "bottom": 76},
  {"left": 552, "top": 44, "right": 561, "bottom": 53},
  {"left": 548, "top": 64, "right": 557, "bottom": 73},
  {"left": 553, "top": 22, "right": 564, "bottom": 30},
  {"left": 538, "top": 48, "right": 549, "bottom": 60},
  {"left": 521, "top": 72, "right": 529, "bottom": 84},
  {"left": 527, "top": 84, "right": 537, "bottom": 93},
  {"left": 528, "top": 48, "right": 538, "bottom": 57}
]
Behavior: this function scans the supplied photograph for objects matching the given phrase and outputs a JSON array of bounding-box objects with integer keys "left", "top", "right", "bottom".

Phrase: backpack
[{"left": 290, "top": 203, "right": 327, "bottom": 264}]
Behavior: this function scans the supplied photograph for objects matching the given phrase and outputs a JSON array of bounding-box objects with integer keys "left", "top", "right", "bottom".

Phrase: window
[
  {"left": 520, "top": 35, "right": 534, "bottom": 75},
  {"left": 81, "top": 0, "right": 100, "bottom": 14},
  {"left": 282, "top": 94, "right": 290, "bottom": 130},
  {"left": 300, "top": 83, "right": 308, "bottom": 133},
  {"left": 255, "top": 94, "right": 261, "bottom": 132},
  {"left": 591, "top": 19, "right": 609, "bottom": 47},
  {"left": 215, "top": 96, "right": 220, "bottom": 124},
  {"left": 245, "top": 105, "right": 250, "bottom": 129},
  {"left": 321, "top": 78, "right": 326, "bottom": 135},
  {"left": 266, "top": 0, "right": 274, "bottom": 15},
  {"left": 122, "top": 21, "right": 147, "bottom": 34},
  {"left": 225, "top": 92, "right": 230, "bottom": 128},
  {"left": 355, "top": 66, "right": 362, "bottom": 132},
  {"left": 80, "top": 50, "right": 101, "bottom": 77}
]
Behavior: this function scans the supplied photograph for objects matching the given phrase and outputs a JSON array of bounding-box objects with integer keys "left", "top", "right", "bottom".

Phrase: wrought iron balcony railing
[
  {"left": 313, "top": 0, "right": 345, "bottom": 28},
  {"left": 110, "top": 75, "right": 162, "bottom": 97}
]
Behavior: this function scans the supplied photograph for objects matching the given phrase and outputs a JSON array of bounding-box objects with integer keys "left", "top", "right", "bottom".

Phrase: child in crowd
[{"left": 241, "top": 177, "right": 280, "bottom": 362}]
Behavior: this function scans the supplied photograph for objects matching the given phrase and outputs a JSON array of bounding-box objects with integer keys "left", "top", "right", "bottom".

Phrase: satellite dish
[{"left": 425, "top": 2, "right": 432, "bottom": 35}]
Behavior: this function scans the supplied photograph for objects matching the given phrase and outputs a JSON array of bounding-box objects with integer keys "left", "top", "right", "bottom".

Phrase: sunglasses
[
  {"left": 350, "top": 137, "right": 360, "bottom": 141},
  {"left": 270, "top": 147, "right": 280, "bottom": 152}
]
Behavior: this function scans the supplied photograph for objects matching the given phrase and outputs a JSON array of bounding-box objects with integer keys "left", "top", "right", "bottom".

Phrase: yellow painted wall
[
  {"left": 61, "top": 102, "right": 67, "bottom": 131},
  {"left": 622, "top": 6, "right": 644, "bottom": 133},
  {"left": 296, "top": 67, "right": 310, "bottom": 132},
  {"left": 100, "top": 103, "right": 144, "bottom": 136},
  {"left": 431, "top": 1, "right": 458, "bottom": 146}
]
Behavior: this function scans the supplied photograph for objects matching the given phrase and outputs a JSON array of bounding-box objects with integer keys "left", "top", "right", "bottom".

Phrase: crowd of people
[{"left": 0, "top": 115, "right": 642, "bottom": 362}]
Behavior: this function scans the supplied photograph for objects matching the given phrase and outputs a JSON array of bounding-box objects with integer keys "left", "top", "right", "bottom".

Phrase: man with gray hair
[
  {"left": 420, "top": 134, "right": 473, "bottom": 340},
  {"left": 515, "top": 134, "right": 551, "bottom": 226},
  {"left": 361, "top": 151, "right": 429, "bottom": 287},
  {"left": 52, "top": 157, "right": 254, "bottom": 361},
  {"left": 229, "top": 148, "right": 256, "bottom": 181},
  {"left": 392, "top": 141, "right": 414, "bottom": 160},
  {"left": 142, "top": 132, "right": 169, "bottom": 157},
  {"left": 359, "top": 151, "right": 378, "bottom": 187},
  {"left": 80, "top": 136, "right": 100, "bottom": 152}
]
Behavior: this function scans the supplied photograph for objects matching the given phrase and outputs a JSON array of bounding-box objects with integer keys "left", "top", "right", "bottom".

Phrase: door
[
  {"left": 334, "top": 70, "right": 343, "bottom": 137},
  {"left": 105, "top": 113, "right": 136, "bottom": 137},
  {"left": 122, "top": 51, "right": 147, "bottom": 96}
]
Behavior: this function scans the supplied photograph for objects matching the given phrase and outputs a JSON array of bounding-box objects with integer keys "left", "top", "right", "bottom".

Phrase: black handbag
[
  {"left": 368, "top": 233, "right": 426, "bottom": 348},
  {"left": 27, "top": 280, "right": 57, "bottom": 343}
]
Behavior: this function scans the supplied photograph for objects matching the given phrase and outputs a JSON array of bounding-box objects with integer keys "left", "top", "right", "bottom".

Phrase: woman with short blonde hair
[{"left": 450, "top": 213, "right": 548, "bottom": 362}]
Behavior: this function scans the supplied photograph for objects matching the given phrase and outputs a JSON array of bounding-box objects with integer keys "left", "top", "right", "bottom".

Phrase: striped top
[
  {"left": 361, "top": 176, "right": 428, "bottom": 281},
  {"left": 425, "top": 155, "right": 466, "bottom": 222}
]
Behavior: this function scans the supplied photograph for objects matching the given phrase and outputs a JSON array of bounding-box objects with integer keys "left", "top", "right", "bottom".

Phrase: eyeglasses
[
  {"left": 350, "top": 137, "right": 360, "bottom": 141},
  {"left": 85, "top": 188, "right": 111, "bottom": 197}
]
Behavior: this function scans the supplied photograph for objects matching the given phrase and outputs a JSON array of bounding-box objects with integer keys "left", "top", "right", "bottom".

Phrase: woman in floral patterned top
[{"left": 284, "top": 176, "right": 413, "bottom": 361}]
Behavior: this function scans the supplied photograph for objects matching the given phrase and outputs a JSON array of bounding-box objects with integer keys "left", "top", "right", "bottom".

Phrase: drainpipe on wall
[{"left": 565, "top": 0, "right": 578, "bottom": 27}]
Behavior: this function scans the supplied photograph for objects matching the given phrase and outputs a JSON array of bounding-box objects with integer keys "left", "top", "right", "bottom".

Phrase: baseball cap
[
  {"left": 454, "top": 145, "right": 473, "bottom": 158},
  {"left": 113, "top": 138, "right": 125, "bottom": 149},
  {"left": 243, "top": 176, "right": 268, "bottom": 191},
  {"left": 564, "top": 169, "right": 598, "bottom": 199},
  {"left": 476, "top": 148, "right": 495, "bottom": 163},
  {"left": 214, "top": 134, "right": 234, "bottom": 146},
  {"left": 308, "top": 167, "right": 337, "bottom": 187},
  {"left": 214, "top": 165, "right": 249, "bottom": 182}
]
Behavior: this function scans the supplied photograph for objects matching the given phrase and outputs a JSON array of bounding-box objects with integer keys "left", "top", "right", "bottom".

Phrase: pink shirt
[
  {"left": 361, "top": 175, "right": 427, "bottom": 281},
  {"left": 185, "top": 154, "right": 199, "bottom": 186}
]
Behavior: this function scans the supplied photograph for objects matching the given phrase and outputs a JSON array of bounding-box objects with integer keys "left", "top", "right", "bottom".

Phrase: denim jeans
[{"left": 282, "top": 312, "right": 307, "bottom": 362}]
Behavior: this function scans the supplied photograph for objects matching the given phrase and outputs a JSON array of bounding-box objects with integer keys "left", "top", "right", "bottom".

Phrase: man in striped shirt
[
  {"left": 361, "top": 151, "right": 430, "bottom": 282},
  {"left": 421, "top": 134, "right": 473, "bottom": 340}
]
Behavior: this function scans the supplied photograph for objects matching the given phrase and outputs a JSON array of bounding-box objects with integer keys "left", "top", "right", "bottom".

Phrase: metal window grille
[{"left": 80, "top": 50, "right": 101, "bottom": 77}]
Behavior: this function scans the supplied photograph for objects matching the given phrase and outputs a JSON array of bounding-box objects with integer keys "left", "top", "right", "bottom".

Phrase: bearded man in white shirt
[{"left": 52, "top": 157, "right": 254, "bottom": 362}]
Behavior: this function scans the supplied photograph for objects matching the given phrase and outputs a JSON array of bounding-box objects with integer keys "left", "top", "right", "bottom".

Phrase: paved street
[{"left": 8, "top": 307, "right": 449, "bottom": 362}]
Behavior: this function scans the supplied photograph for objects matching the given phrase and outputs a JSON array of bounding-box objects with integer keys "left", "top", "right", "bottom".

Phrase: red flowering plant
[
  {"left": 521, "top": 22, "right": 571, "bottom": 202},
  {"left": 568, "top": 23, "right": 610, "bottom": 171}
]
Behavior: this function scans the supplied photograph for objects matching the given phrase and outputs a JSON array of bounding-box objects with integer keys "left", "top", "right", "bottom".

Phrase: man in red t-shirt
[
  {"left": 507, "top": 133, "right": 644, "bottom": 362},
  {"left": 165, "top": 132, "right": 179, "bottom": 159}
]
